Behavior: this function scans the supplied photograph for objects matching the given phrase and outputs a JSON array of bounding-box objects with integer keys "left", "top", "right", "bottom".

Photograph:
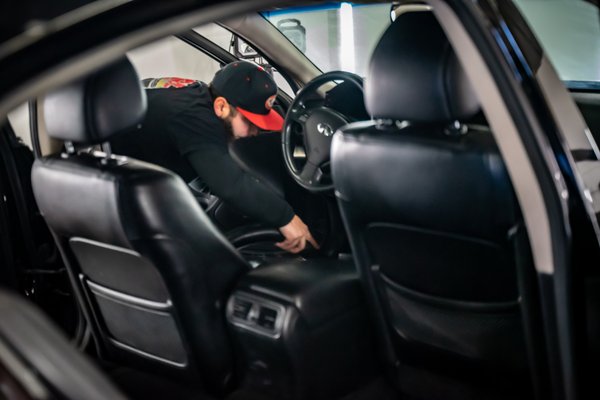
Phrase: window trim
[{"left": 565, "top": 80, "right": 600, "bottom": 92}]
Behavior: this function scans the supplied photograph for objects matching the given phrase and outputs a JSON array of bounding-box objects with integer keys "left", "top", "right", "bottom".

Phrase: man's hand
[{"left": 277, "top": 215, "right": 320, "bottom": 254}]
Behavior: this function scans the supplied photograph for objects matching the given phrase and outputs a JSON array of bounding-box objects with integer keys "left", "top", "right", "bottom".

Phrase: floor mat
[
  {"left": 107, "top": 367, "right": 213, "bottom": 400},
  {"left": 227, "top": 378, "right": 399, "bottom": 400},
  {"left": 340, "top": 377, "right": 399, "bottom": 400}
]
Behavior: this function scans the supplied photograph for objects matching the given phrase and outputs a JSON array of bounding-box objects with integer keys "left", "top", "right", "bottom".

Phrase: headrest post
[
  {"left": 374, "top": 118, "right": 394, "bottom": 129},
  {"left": 64, "top": 141, "right": 75, "bottom": 155},
  {"left": 444, "top": 120, "right": 468, "bottom": 136},
  {"left": 101, "top": 142, "right": 113, "bottom": 158}
]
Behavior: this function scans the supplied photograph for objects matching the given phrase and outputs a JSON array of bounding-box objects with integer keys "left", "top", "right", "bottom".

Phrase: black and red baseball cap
[{"left": 211, "top": 61, "right": 284, "bottom": 131}]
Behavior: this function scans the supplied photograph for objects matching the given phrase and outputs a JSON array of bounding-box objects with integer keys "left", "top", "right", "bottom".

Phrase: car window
[
  {"left": 262, "top": 3, "right": 392, "bottom": 77},
  {"left": 513, "top": 1, "right": 600, "bottom": 223},
  {"left": 193, "top": 23, "right": 295, "bottom": 96},
  {"left": 127, "top": 36, "right": 222, "bottom": 84},
  {"left": 515, "top": 0, "right": 600, "bottom": 87},
  {"left": 128, "top": 25, "right": 294, "bottom": 97}
]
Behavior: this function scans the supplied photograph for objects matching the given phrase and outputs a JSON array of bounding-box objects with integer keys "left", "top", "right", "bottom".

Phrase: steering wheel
[{"left": 282, "top": 71, "right": 364, "bottom": 192}]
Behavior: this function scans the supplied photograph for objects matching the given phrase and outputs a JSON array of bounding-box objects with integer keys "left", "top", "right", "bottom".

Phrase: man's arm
[
  {"left": 277, "top": 215, "right": 319, "bottom": 253},
  {"left": 186, "top": 144, "right": 293, "bottom": 227},
  {"left": 171, "top": 107, "right": 318, "bottom": 253},
  {"left": 186, "top": 146, "right": 318, "bottom": 253}
]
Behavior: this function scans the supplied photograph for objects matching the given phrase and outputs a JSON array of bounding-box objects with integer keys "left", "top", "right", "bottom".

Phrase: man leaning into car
[{"left": 111, "top": 61, "right": 318, "bottom": 254}]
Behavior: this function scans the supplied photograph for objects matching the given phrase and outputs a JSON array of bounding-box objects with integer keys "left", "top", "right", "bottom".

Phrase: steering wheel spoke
[
  {"left": 299, "top": 161, "right": 322, "bottom": 185},
  {"left": 288, "top": 105, "right": 310, "bottom": 126}
]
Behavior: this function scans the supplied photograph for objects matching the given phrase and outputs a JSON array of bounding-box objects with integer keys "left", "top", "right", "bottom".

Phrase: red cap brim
[{"left": 237, "top": 107, "right": 284, "bottom": 131}]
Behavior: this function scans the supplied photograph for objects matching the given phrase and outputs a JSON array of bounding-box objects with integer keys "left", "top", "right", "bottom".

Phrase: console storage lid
[
  {"left": 234, "top": 257, "right": 361, "bottom": 327},
  {"left": 226, "top": 257, "right": 377, "bottom": 400}
]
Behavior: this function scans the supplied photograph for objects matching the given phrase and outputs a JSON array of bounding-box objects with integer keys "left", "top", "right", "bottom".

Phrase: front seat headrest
[
  {"left": 44, "top": 58, "right": 146, "bottom": 144},
  {"left": 365, "top": 12, "right": 479, "bottom": 123}
]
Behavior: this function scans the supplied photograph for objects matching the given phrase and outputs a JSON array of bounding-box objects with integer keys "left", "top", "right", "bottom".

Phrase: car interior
[
  {"left": 0, "top": 289, "right": 128, "bottom": 400},
  {"left": 2, "top": 1, "right": 600, "bottom": 400}
]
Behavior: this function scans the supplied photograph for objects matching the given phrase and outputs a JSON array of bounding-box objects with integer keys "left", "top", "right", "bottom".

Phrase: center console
[{"left": 226, "top": 257, "right": 377, "bottom": 399}]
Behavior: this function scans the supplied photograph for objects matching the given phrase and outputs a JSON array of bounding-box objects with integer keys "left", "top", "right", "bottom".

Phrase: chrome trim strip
[
  {"left": 108, "top": 338, "right": 187, "bottom": 368},
  {"left": 87, "top": 280, "right": 172, "bottom": 311}
]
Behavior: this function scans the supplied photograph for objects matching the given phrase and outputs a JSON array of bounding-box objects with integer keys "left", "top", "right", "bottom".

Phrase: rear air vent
[
  {"left": 227, "top": 292, "right": 285, "bottom": 339},
  {"left": 232, "top": 298, "right": 253, "bottom": 320},
  {"left": 257, "top": 306, "right": 278, "bottom": 330}
]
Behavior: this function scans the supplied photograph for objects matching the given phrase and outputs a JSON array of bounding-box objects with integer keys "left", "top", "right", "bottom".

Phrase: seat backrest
[
  {"left": 332, "top": 12, "right": 533, "bottom": 396},
  {"left": 31, "top": 58, "right": 249, "bottom": 394}
]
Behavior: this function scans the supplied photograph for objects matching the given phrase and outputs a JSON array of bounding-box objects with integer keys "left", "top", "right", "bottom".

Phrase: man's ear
[{"left": 213, "top": 96, "right": 231, "bottom": 119}]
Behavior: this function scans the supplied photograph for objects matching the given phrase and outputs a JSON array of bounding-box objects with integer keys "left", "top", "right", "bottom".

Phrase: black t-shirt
[{"left": 111, "top": 82, "right": 294, "bottom": 228}]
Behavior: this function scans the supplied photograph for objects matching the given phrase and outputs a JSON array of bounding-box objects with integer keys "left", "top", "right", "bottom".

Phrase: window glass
[
  {"left": 194, "top": 23, "right": 295, "bottom": 96},
  {"left": 515, "top": 1, "right": 600, "bottom": 226},
  {"left": 515, "top": 0, "right": 600, "bottom": 84},
  {"left": 127, "top": 36, "right": 222, "bottom": 83},
  {"left": 263, "top": 3, "right": 392, "bottom": 77}
]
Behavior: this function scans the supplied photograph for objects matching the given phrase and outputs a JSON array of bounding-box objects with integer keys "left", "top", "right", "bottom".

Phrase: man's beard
[{"left": 221, "top": 115, "right": 235, "bottom": 141}]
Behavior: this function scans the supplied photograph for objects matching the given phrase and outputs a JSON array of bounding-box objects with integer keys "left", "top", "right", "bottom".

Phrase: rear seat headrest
[{"left": 44, "top": 58, "right": 146, "bottom": 145}]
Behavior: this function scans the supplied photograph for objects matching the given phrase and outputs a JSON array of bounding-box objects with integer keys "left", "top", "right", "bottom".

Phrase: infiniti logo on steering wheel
[{"left": 317, "top": 123, "right": 334, "bottom": 137}]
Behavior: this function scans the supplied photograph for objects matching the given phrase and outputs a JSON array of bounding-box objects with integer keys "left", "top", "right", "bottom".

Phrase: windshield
[{"left": 262, "top": 3, "right": 392, "bottom": 76}]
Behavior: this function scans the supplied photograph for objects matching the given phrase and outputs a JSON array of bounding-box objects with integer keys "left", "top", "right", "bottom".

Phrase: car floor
[
  {"left": 228, "top": 378, "right": 398, "bottom": 400},
  {"left": 107, "top": 367, "right": 212, "bottom": 400},
  {"left": 106, "top": 366, "right": 399, "bottom": 400}
]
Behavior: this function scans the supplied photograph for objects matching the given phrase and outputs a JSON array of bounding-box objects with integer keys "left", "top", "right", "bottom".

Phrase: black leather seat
[
  {"left": 332, "top": 13, "right": 534, "bottom": 398},
  {"left": 31, "top": 58, "right": 249, "bottom": 394}
]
